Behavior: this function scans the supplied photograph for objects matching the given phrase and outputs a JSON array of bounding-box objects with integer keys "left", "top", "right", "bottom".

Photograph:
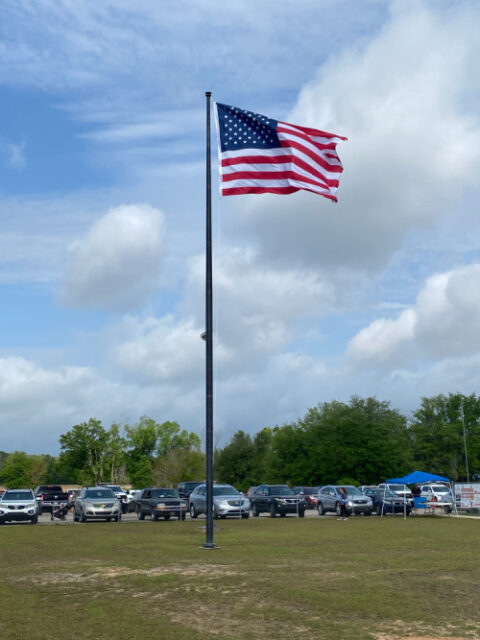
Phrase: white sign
[{"left": 455, "top": 483, "right": 480, "bottom": 509}]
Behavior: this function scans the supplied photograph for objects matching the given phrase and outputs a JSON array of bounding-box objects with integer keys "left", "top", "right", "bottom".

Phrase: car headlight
[
  {"left": 85, "top": 502, "right": 94, "bottom": 510},
  {"left": 217, "top": 500, "right": 229, "bottom": 507},
  {"left": 347, "top": 500, "right": 353, "bottom": 507},
  {"left": 274, "top": 498, "right": 286, "bottom": 503}
]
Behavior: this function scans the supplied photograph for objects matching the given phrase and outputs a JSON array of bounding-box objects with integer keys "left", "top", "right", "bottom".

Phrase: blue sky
[{"left": 1, "top": 0, "right": 480, "bottom": 454}]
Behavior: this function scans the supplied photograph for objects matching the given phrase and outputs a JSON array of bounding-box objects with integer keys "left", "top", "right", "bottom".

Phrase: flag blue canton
[{"left": 216, "top": 103, "right": 279, "bottom": 152}]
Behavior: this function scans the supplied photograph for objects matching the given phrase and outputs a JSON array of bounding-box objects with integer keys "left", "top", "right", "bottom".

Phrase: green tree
[
  {"left": 59, "top": 418, "right": 109, "bottom": 484},
  {"left": 410, "top": 393, "right": 480, "bottom": 480},
  {"left": 153, "top": 449, "right": 204, "bottom": 487},
  {"left": 215, "top": 430, "right": 255, "bottom": 490},
  {"left": 106, "top": 423, "right": 126, "bottom": 483},
  {"left": 0, "top": 451, "right": 47, "bottom": 488}
]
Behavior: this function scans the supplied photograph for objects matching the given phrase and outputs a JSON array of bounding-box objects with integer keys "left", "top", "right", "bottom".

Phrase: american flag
[{"left": 214, "top": 102, "right": 346, "bottom": 202}]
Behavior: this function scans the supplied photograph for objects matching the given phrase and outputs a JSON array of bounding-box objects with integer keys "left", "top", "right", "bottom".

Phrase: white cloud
[
  {"left": 61, "top": 203, "right": 165, "bottom": 310},
  {"left": 0, "top": 356, "right": 118, "bottom": 452},
  {"left": 231, "top": 0, "right": 480, "bottom": 276},
  {"left": 109, "top": 315, "right": 204, "bottom": 384},
  {"left": 348, "top": 264, "right": 480, "bottom": 366}
]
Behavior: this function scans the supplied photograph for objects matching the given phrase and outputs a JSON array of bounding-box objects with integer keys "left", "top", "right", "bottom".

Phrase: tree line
[{"left": 1, "top": 393, "right": 479, "bottom": 490}]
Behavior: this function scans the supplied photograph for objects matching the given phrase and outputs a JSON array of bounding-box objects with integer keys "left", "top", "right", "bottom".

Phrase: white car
[
  {"left": 419, "top": 484, "right": 453, "bottom": 511},
  {"left": 0, "top": 489, "right": 39, "bottom": 524}
]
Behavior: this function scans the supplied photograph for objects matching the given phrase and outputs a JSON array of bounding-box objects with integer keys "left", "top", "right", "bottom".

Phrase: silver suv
[
  {"left": 189, "top": 484, "right": 250, "bottom": 519},
  {"left": 317, "top": 485, "right": 373, "bottom": 516},
  {"left": 73, "top": 486, "right": 121, "bottom": 523},
  {"left": 0, "top": 489, "right": 39, "bottom": 524}
]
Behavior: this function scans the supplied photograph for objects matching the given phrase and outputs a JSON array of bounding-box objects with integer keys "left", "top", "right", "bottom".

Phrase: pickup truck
[
  {"left": 34, "top": 485, "right": 70, "bottom": 514},
  {"left": 136, "top": 487, "right": 187, "bottom": 521}
]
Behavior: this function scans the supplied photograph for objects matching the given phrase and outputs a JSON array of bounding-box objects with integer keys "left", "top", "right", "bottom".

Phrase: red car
[{"left": 293, "top": 486, "right": 319, "bottom": 509}]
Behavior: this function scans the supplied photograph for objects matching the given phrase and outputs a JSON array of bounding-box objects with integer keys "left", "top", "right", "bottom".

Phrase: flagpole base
[{"left": 201, "top": 542, "right": 219, "bottom": 550}]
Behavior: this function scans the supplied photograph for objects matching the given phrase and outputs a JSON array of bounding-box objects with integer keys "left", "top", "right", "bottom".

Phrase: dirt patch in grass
[{"left": 14, "top": 563, "right": 243, "bottom": 586}]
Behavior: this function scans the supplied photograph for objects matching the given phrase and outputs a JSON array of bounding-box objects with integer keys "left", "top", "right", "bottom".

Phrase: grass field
[{"left": 1, "top": 516, "right": 479, "bottom": 640}]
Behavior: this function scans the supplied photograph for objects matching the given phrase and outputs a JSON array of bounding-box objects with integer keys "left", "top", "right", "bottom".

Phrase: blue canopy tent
[
  {"left": 386, "top": 470, "right": 449, "bottom": 484},
  {"left": 385, "top": 470, "right": 456, "bottom": 517}
]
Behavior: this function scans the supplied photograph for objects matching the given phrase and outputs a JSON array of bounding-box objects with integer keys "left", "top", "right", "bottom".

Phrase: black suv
[
  {"left": 177, "top": 481, "right": 203, "bottom": 501},
  {"left": 250, "top": 484, "right": 305, "bottom": 518},
  {"left": 136, "top": 487, "right": 187, "bottom": 521}
]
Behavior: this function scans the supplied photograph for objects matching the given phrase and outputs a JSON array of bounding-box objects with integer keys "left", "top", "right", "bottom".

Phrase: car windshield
[
  {"left": 2, "top": 491, "right": 34, "bottom": 501},
  {"left": 372, "top": 489, "right": 401, "bottom": 498},
  {"left": 272, "top": 486, "right": 296, "bottom": 496},
  {"left": 85, "top": 489, "right": 114, "bottom": 499},
  {"left": 213, "top": 486, "right": 240, "bottom": 496},
  {"left": 430, "top": 485, "right": 450, "bottom": 493},
  {"left": 387, "top": 484, "right": 406, "bottom": 492},
  {"left": 303, "top": 487, "right": 318, "bottom": 494},
  {"left": 151, "top": 489, "right": 179, "bottom": 498},
  {"left": 337, "top": 486, "right": 362, "bottom": 496}
]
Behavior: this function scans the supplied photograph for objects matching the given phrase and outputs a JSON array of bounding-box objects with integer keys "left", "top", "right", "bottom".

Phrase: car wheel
[
  {"left": 190, "top": 504, "right": 197, "bottom": 519},
  {"left": 280, "top": 512, "right": 286, "bottom": 517},
  {"left": 31, "top": 515, "right": 38, "bottom": 524},
  {"left": 164, "top": 514, "right": 170, "bottom": 521},
  {"left": 298, "top": 509, "right": 305, "bottom": 518},
  {"left": 444, "top": 506, "right": 451, "bottom": 514},
  {"left": 317, "top": 502, "right": 325, "bottom": 516},
  {"left": 336, "top": 503, "right": 341, "bottom": 517},
  {"left": 253, "top": 504, "right": 260, "bottom": 517},
  {"left": 270, "top": 504, "right": 277, "bottom": 518},
  {"left": 0, "top": 518, "right": 4, "bottom": 525},
  {"left": 241, "top": 512, "right": 249, "bottom": 519},
  {"left": 137, "top": 509, "right": 145, "bottom": 521},
  {"left": 364, "top": 510, "right": 372, "bottom": 516},
  {"left": 213, "top": 506, "right": 219, "bottom": 520},
  {"left": 151, "top": 510, "right": 158, "bottom": 521},
  {"left": 80, "top": 511, "right": 87, "bottom": 523},
  {"left": 73, "top": 510, "right": 79, "bottom": 522},
  {"left": 376, "top": 504, "right": 383, "bottom": 516},
  {"left": 116, "top": 513, "right": 122, "bottom": 523},
  {"left": 106, "top": 517, "right": 111, "bottom": 522}
]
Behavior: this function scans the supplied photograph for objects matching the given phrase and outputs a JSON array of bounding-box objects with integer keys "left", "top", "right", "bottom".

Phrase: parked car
[
  {"left": 359, "top": 486, "right": 411, "bottom": 516},
  {"left": 189, "top": 484, "right": 250, "bottom": 519},
  {"left": 250, "top": 484, "right": 305, "bottom": 518},
  {"left": 126, "top": 489, "right": 142, "bottom": 512},
  {"left": 136, "top": 487, "right": 187, "bottom": 521},
  {"left": 73, "top": 486, "right": 121, "bottom": 523},
  {"left": 317, "top": 485, "right": 373, "bottom": 516},
  {"left": 293, "top": 486, "right": 319, "bottom": 509},
  {"left": 177, "top": 481, "right": 203, "bottom": 501},
  {"left": 98, "top": 484, "right": 128, "bottom": 513},
  {"left": 34, "top": 484, "right": 69, "bottom": 513},
  {"left": 378, "top": 483, "right": 413, "bottom": 505},
  {"left": 0, "top": 489, "right": 39, "bottom": 524},
  {"left": 418, "top": 484, "right": 454, "bottom": 513}
]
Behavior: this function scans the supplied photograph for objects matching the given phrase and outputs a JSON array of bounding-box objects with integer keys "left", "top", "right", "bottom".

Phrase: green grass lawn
[{"left": 1, "top": 517, "right": 479, "bottom": 640}]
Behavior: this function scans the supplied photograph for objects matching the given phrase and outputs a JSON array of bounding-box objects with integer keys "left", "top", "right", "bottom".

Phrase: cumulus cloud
[
  {"left": 0, "top": 356, "right": 118, "bottom": 452},
  {"left": 348, "top": 264, "right": 480, "bottom": 366},
  {"left": 109, "top": 315, "right": 204, "bottom": 384},
  {"left": 231, "top": 0, "right": 480, "bottom": 275},
  {"left": 60, "top": 203, "right": 165, "bottom": 311}
]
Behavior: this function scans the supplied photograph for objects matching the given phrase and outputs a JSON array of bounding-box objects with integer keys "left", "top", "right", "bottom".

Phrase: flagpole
[{"left": 203, "top": 90, "right": 216, "bottom": 549}]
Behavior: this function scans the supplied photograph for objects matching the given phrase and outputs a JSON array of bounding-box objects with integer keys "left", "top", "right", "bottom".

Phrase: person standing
[{"left": 338, "top": 487, "right": 349, "bottom": 520}]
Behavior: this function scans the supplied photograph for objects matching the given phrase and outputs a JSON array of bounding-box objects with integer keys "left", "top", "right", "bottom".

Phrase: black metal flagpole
[{"left": 203, "top": 91, "right": 216, "bottom": 549}]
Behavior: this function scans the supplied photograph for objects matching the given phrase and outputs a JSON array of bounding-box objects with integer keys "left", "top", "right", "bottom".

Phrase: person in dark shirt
[{"left": 338, "top": 487, "right": 349, "bottom": 520}]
